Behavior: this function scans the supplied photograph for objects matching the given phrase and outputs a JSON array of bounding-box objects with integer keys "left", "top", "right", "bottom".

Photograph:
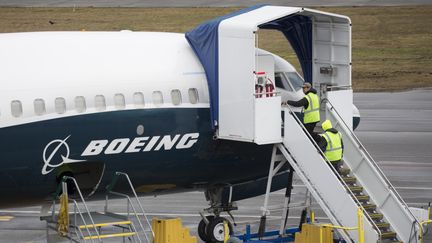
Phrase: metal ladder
[
  {"left": 44, "top": 176, "right": 103, "bottom": 243},
  {"left": 42, "top": 173, "right": 151, "bottom": 243},
  {"left": 105, "top": 172, "right": 155, "bottom": 243}
]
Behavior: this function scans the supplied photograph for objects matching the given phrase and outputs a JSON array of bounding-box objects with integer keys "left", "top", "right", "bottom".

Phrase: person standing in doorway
[{"left": 282, "top": 82, "right": 320, "bottom": 139}]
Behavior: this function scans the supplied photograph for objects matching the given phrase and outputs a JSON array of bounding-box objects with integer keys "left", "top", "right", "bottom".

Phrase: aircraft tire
[
  {"left": 205, "top": 216, "right": 233, "bottom": 243},
  {"left": 198, "top": 215, "right": 214, "bottom": 242}
]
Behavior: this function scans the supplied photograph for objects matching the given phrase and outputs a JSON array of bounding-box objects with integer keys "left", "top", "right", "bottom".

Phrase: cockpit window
[
  {"left": 275, "top": 72, "right": 293, "bottom": 91},
  {"left": 285, "top": 72, "right": 304, "bottom": 91},
  {"left": 275, "top": 73, "right": 284, "bottom": 88}
]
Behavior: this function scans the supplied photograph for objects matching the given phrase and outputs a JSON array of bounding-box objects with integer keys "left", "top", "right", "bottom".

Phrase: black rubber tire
[
  {"left": 205, "top": 217, "right": 233, "bottom": 243},
  {"left": 198, "top": 215, "right": 214, "bottom": 242}
]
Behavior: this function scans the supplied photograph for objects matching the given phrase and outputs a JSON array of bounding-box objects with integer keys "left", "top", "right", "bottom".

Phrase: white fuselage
[
  {"left": 0, "top": 31, "right": 306, "bottom": 129},
  {"left": 0, "top": 31, "right": 210, "bottom": 128}
]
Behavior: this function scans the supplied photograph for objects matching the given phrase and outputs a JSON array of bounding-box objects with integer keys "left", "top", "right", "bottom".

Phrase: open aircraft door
[
  {"left": 309, "top": 10, "right": 353, "bottom": 129},
  {"left": 56, "top": 161, "right": 105, "bottom": 197}
]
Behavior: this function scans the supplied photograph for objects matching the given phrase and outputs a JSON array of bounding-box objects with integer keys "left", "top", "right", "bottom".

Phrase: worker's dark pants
[
  {"left": 304, "top": 122, "right": 318, "bottom": 141},
  {"left": 329, "top": 160, "right": 342, "bottom": 174}
]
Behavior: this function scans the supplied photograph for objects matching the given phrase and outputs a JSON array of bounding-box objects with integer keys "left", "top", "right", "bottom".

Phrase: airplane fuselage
[{"left": 0, "top": 31, "right": 274, "bottom": 207}]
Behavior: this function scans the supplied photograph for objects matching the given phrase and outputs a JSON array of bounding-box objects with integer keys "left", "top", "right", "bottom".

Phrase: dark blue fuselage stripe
[{"left": 0, "top": 108, "right": 273, "bottom": 207}]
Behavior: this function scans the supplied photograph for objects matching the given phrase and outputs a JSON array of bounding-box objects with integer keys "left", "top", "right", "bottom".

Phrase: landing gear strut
[{"left": 198, "top": 187, "right": 237, "bottom": 243}]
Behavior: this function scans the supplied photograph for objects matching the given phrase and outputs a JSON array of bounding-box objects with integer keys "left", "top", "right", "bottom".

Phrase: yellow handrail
[
  {"left": 428, "top": 203, "right": 431, "bottom": 221},
  {"left": 419, "top": 219, "right": 432, "bottom": 243},
  {"left": 418, "top": 203, "right": 431, "bottom": 243},
  {"left": 319, "top": 208, "right": 364, "bottom": 243}
]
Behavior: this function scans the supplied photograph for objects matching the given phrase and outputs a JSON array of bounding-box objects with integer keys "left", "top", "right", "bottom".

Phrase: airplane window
[
  {"left": 275, "top": 72, "right": 293, "bottom": 92},
  {"left": 275, "top": 73, "right": 284, "bottom": 88},
  {"left": 114, "top": 93, "right": 125, "bottom": 109},
  {"left": 152, "top": 91, "right": 163, "bottom": 107},
  {"left": 95, "top": 95, "right": 106, "bottom": 111},
  {"left": 34, "top": 99, "right": 46, "bottom": 116},
  {"left": 188, "top": 88, "right": 199, "bottom": 104},
  {"left": 133, "top": 92, "right": 145, "bottom": 107},
  {"left": 11, "top": 100, "right": 23, "bottom": 117},
  {"left": 171, "top": 89, "right": 182, "bottom": 106},
  {"left": 75, "top": 96, "right": 86, "bottom": 113},
  {"left": 286, "top": 72, "right": 304, "bottom": 91},
  {"left": 55, "top": 97, "right": 66, "bottom": 114}
]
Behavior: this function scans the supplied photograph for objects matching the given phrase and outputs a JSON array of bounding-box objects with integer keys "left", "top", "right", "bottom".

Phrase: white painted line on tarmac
[
  {"left": 0, "top": 210, "right": 40, "bottom": 214},
  {"left": 293, "top": 184, "right": 432, "bottom": 191}
]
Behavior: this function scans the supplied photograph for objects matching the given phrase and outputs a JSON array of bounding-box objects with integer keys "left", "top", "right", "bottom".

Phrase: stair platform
[
  {"left": 70, "top": 211, "right": 130, "bottom": 229},
  {"left": 42, "top": 211, "right": 131, "bottom": 228}
]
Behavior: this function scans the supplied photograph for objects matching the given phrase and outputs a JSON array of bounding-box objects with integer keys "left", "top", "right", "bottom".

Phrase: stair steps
[
  {"left": 347, "top": 186, "right": 363, "bottom": 193},
  {"left": 280, "top": 108, "right": 415, "bottom": 243},
  {"left": 41, "top": 173, "right": 154, "bottom": 243},
  {"left": 368, "top": 213, "right": 383, "bottom": 221},
  {"left": 342, "top": 176, "right": 356, "bottom": 184},
  {"left": 339, "top": 167, "right": 351, "bottom": 176},
  {"left": 71, "top": 211, "right": 130, "bottom": 229},
  {"left": 381, "top": 231, "right": 397, "bottom": 239},
  {"left": 84, "top": 232, "right": 136, "bottom": 240},
  {"left": 375, "top": 222, "right": 390, "bottom": 229},
  {"left": 354, "top": 195, "right": 369, "bottom": 202},
  {"left": 70, "top": 211, "right": 138, "bottom": 241},
  {"left": 338, "top": 168, "right": 402, "bottom": 242},
  {"left": 361, "top": 203, "right": 377, "bottom": 211}
]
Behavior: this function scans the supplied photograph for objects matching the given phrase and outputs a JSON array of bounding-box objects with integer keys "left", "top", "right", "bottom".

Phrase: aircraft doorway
[{"left": 56, "top": 161, "right": 105, "bottom": 197}]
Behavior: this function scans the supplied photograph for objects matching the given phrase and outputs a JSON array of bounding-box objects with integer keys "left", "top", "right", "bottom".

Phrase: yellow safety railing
[
  {"left": 419, "top": 203, "right": 431, "bottom": 243},
  {"left": 419, "top": 220, "right": 431, "bottom": 243},
  {"left": 319, "top": 208, "right": 365, "bottom": 243}
]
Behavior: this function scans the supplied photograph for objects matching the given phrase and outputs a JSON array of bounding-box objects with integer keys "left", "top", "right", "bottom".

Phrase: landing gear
[
  {"left": 198, "top": 186, "right": 236, "bottom": 242},
  {"left": 198, "top": 216, "right": 233, "bottom": 243}
]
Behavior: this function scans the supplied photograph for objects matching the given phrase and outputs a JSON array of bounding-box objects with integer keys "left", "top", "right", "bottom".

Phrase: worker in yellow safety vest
[
  {"left": 317, "top": 120, "right": 344, "bottom": 173},
  {"left": 282, "top": 82, "right": 320, "bottom": 139}
]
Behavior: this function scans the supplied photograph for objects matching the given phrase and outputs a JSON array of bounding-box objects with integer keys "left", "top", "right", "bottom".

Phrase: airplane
[{"left": 0, "top": 9, "right": 362, "bottom": 243}]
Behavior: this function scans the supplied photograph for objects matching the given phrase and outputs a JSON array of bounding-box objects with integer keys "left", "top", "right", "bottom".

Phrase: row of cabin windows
[{"left": 10, "top": 88, "right": 200, "bottom": 118}]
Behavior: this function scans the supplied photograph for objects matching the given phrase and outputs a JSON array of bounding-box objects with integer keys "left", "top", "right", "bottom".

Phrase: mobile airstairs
[
  {"left": 41, "top": 172, "right": 154, "bottom": 243},
  {"left": 257, "top": 102, "right": 422, "bottom": 243},
  {"left": 184, "top": 5, "right": 424, "bottom": 241}
]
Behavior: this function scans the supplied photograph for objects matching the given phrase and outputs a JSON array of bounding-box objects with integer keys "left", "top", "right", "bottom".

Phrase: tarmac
[
  {"left": 0, "top": 89, "right": 431, "bottom": 242},
  {"left": 0, "top": 0, "right": 431, "bottom": 7}
]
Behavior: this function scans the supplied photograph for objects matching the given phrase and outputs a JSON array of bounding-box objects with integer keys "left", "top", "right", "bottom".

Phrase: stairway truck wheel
[
  {"left": 205, "top": 217, "right": 233, "bottom": 243},
  {"left": 198, "top": 216, "right": 214, "bottom": 242}
]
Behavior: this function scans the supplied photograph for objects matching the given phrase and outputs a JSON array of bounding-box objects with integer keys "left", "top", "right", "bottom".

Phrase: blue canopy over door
[{"left": 185, "top": 6, "right": 312, "bottom": 130}]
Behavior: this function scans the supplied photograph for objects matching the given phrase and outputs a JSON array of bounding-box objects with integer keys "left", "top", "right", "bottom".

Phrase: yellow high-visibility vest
[
  {"left": 304, "top": 93, "right": 320, "bottom": 124},
  {"left": 320, "top": 131, "right": 343, "bottom": 162}
]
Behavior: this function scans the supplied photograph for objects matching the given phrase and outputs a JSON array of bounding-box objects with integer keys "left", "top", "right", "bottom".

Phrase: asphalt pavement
[{"left": 0, "top": 89, "right": 431, "bottom": 242}]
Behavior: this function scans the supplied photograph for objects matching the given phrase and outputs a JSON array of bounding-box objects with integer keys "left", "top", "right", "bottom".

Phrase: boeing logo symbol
[{"left": 42, "top": 135, "right": 86, "bottom": 175}]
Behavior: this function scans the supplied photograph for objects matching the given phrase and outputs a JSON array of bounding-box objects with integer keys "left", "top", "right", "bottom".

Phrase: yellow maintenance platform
[{"left": 152, "top": 217, "right": 197, "bottom": 243}]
